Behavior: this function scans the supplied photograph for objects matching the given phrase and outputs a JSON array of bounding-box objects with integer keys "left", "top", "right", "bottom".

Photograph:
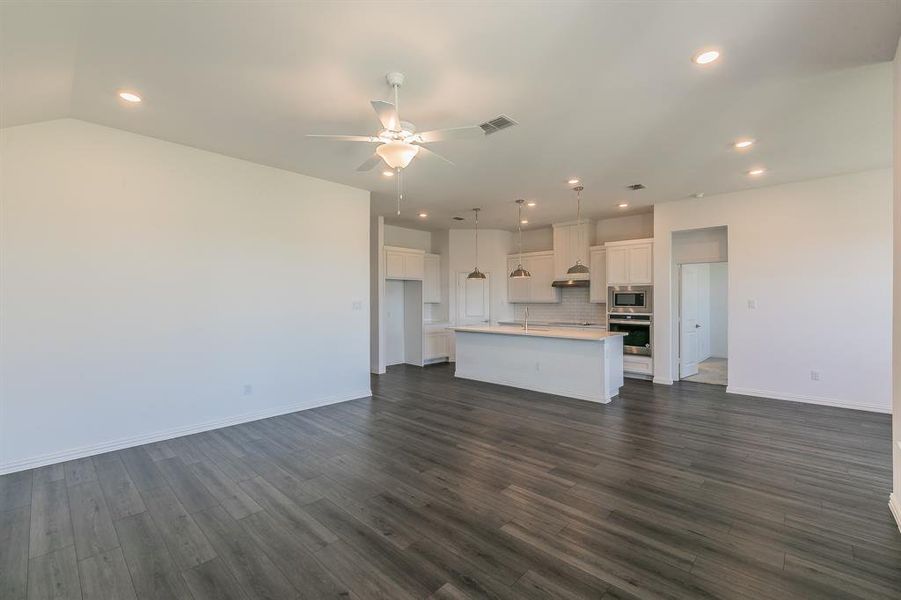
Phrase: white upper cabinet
[
  {"left": 422, "top": 254, "right": 441, "bottom": 303},
  {"left": 385, "top": 246, "right": 425, "bottom": 280},
  {"left": 589, "top": 246, "right": 607, "bottom": 303},
  {"left": 506, "top": 251, "right": 560, "bottom": 304},
  {"left": 552, "top": 221, "right": 593, "bottom": 280},
  {"left": 605, "top": 239, "right": 654, "bottom": 285}
]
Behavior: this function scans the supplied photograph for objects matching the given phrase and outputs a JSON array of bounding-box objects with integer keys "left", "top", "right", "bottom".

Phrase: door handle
[{"left": 695, "top": 324, "right": 701, "bottom": 328}]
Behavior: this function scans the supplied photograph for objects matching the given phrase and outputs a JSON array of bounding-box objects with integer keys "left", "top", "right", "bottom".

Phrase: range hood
[{"left": 551, "top": 278, "right": 590, "bottom": 288}]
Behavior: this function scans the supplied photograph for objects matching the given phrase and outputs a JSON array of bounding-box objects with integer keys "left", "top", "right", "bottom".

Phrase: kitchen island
[{"left": 450, "top": 325, "right": 626, "bottom": 403}]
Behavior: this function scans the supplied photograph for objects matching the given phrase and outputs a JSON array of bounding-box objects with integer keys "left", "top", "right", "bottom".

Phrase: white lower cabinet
[
  {"left": 623, "top": 355, "right": 653, "bottom": 377},
  {"left": 424, "top": 331, "right": 450, "bottom": 361}
]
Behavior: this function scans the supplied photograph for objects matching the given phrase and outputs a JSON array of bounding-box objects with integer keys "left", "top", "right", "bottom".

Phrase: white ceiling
[{"left": 2, "top": 1, "right": 899, "bottom": 230}]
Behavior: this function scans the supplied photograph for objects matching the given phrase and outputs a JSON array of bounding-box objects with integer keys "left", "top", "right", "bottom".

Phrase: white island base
[{"left": 451, "top": 326, "right": 626, "bottom": 403}]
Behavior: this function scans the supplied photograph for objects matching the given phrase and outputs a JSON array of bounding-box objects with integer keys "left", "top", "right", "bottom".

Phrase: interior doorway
[{"left": 679, "top": 262, "right": 727, "bottom": 385}]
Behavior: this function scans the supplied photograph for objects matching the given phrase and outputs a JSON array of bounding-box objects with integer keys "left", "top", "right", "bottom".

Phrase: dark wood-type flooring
[{"left": 2, "top": 363, "right": 899, "bottom": 599}]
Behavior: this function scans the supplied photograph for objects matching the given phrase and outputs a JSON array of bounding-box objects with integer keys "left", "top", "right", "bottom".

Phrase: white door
[
  {"left": 385, "top": 280, "right": 405, "bottom": 365},
  {"left": 680, "top": 264, "right": 701, "bottom": 378},
  {"left": 456, "top": 272, "right": 490, "bottom": 325}
]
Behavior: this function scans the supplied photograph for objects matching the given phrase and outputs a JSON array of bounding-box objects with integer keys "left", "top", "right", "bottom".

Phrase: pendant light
[
  {"left": 467, "top": 208, "right": 487, "bottom": 279},
  {"left": 510, "top": 199, "right": 531, "bottom": 278},
  {"left": 567, "top": 185, "right": 590, "bottom": 275}
]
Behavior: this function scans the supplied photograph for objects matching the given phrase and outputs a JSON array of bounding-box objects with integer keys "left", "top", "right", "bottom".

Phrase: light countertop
[{"left": 449, "top": 325, "right": 625, "bottom": 342}]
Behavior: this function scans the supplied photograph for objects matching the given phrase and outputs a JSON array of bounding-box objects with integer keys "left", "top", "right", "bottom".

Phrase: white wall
[
  {"left": 709, "top": 262, "right": 728, "bottom": 359},
  {"left": 370, "top": 216, "right": 386, "bottom": 374},
  {"left": 596, "top": 213, "right": 654, "bottom": 244},
  {"left": 672, "top": 227, "right": 728, "bottom": 264},
  {"left": 0, "top": 119, "right": 372, "bottom": 473},
  {"left": 384, "top": 224, "right": 432, "bottom": 251},
  {"left": 447, "top": 229, "right": 513, "bottom": 326},
  {"left": 655, "top": 169, "right": 892, "bottom": 412},
  {"left": 891, "top": 36, "right": 901, "bottom": 524}
]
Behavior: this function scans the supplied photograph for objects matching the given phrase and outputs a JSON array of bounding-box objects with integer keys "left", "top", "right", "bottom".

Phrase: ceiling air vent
[
  {"left": 452, "top": 216, "right": 465, "bottom": 221},
  {"left": 479, "top": 115, "right": 518, "bottom": 135},
  {"left": 627, "top": 183, "right": 646, "bottom": 190}
]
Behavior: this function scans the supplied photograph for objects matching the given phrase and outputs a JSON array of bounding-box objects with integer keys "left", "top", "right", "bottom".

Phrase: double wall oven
[{"left": 607, "top": 286, "right": 652, "bottom": 356}]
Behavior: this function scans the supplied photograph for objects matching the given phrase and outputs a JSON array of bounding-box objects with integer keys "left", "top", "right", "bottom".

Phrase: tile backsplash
[{"left": 512, "top": 287, "right": 606, "bottom": 323}]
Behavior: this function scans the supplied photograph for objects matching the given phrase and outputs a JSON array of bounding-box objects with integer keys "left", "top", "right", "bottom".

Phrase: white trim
[
  {"left": 726, "top": 386, "right": 890, "bottom": 414},
  {"left": 889, "top": 493, "right": 901, "bottom": 533},
  {"left": 0, "top": 388, "right": 372, "bottom": 476},
  {"left": 653, "top": 377, "right": 674, "bottom": 385}
]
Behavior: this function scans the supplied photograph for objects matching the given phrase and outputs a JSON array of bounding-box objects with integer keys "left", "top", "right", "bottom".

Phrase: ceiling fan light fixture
[{"left": 376, "top": 141, "right": 420, "bottom": 169}]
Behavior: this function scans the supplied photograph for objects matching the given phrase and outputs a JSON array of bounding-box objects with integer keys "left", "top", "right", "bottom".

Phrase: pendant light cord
[
  {"left": 474, "top": 209, "right": 480, "bottom": 270},
  {"left": 518, "top": 202, "right": 524, "bottom": 266}
]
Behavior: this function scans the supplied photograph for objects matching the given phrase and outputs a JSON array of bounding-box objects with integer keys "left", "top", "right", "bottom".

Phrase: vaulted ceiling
[{"left": 2, "top": 1, "right": 899, "bottom": 229}]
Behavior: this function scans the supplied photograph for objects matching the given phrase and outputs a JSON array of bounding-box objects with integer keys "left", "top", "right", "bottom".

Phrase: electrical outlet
[
  {"left": 535, "top": 362, "right": 540, "bottom": 372},
  {"left": 810, "top": 371, "right": 820, "bottom": 382},
  {"left": 352, "top": 300, "right": 363, "bottom": 311},
  {"left": 243, "top": 384, "right": 253, "bottom": 396},
  {"left": 747, "top": 299, "right": 758, "bottom": 310}
]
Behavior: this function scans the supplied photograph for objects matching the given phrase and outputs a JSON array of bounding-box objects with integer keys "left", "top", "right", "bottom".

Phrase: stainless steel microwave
[{"left": 608, "top": 285, "right": 653, "bottom": 313}]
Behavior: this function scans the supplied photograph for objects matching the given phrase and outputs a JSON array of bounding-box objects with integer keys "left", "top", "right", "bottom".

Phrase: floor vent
[{"left": 479, "top": 115, "right": 518, "bottom": 135}]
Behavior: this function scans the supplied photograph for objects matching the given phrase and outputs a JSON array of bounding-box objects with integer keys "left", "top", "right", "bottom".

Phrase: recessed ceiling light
[
  {"left": 734, "top": 139, "right": 755, "bottom": 149},
  {"left": 520, "top": 219, "right": 529, "bottom": 224},
  {"left": 748, "top": 168, "right": 766, "bottom": 176},
  {"left": 692, "top": 49, "right": 720, "bottom": 65},
  {"left": 618, "top": 203, "right": 629, "bottom": 208},
  {"left": 382, "top": 170, "right": 394, "bottom": 177},
  {"left": 118, "top": 91, "right": 142, "bottom": 103},
  {"left": 418, "top": 212, "right": 428, "bottom": 218},
  {"left": 526, "top": 201, "right": 536, "bottom": 207},
  {"left": 568, "top": 178, "right": 580, "bottom": 185}
]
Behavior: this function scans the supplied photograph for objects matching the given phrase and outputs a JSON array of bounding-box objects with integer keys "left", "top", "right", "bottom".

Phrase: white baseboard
[
  {"left": 652, "top": 377, "right": 673, "bottom": 385},
  {"left": 726, "top": 386, "right": 890, "bottom": 414},
  {"left": 0, "top": 388, "right": 372, "bottom": 476},
  {"left": 890, "top": 493, "right": 901, "bottom": 533}
]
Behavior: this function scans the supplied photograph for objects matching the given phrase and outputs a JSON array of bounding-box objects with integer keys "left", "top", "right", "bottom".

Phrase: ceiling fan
[{"left": 307, "top": 72, "right": 516, "bottom": 173}]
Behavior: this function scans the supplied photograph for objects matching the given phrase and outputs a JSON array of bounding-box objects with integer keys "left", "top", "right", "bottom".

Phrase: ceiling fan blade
[
  {"left": 417, "top": 145, "right": 455, "bottom": 166},
  {"left": 415, "top": 126, "right": 485, "bottom": 143},
  {"left": 356, "top": 153, "right": 383, "bottom": 172},
  {"left": 371, "top": 100, "right": 400, "bottom": 131},
  {"left": 306, "top": 134, "right": 378, "bottom": 142}
]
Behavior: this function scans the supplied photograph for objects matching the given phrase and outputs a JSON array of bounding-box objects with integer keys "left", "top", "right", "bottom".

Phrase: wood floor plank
[
  {"left": 192, "top": 506, "right": 297, "bottom": 600},
  {"left": 180, "top": 557, "right": 249, "bottom": 600},
  {"left": 68, "top": 480, "right": 120, "bottom": 560},
  {"left": 27, "top": 545, "right": 81, "bottom": 600},
  {"left": 139, "top": 485, "right": 217, "bottom": 569},
  {"left": 0, "top": 506, "right": 31, "bottom": 600},
  {"left": 114, "top": 511, "right": 194, "bottom": 600},
  {"left": 155, "top": 457, "right": 219, "bottom": 513},
  {"left": 29, "top": 479, "right": 74, "bottom": 558},
  {"left": 77, "top": 547, "right": 137, "bottom": 600},
  {"left": 188, "top": 460, "right": 262, "bottom": 520},
  {"left": 63, "top": 458, "right": 97, "bottom": 488},
  {"left": 239, "top": 508, "right": 353, "bottom": 600},
  {"left": 0, "top": 470, "right": 33, "bottom": 512},
  {"left": 93, "top": 455, "right": 146, "bottom": 521},
  {"left": 119, "top": 447, "right": 169, "bottom": 491}
]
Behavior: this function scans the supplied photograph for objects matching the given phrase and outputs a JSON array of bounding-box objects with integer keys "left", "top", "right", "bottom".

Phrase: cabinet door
[
  {"left": 425, "top": 332, "right": 448, "bottom": 359},
  {"left": 385, "top": 250, "right": 405, "bottom": 279},
  {"left": 527, "top": 254, "right": 559, "bottom": 303},
  {"left": 628, "top": 244, "right": 653, "bottom": 284},
  {"left": 589, "top": 249, "right": 607, "bottom": 303},
  {"left": 423, "top": 255, "right": 441, "bottom": 303},
  {"left": 403, "top": 253, "right": 425, "bottom": 280},
  {"left": 507, "top": 257, "right": 530, "bottom": 303},
  {"left": 606, "top": 247, "right": 628, "bottom": 285}
]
